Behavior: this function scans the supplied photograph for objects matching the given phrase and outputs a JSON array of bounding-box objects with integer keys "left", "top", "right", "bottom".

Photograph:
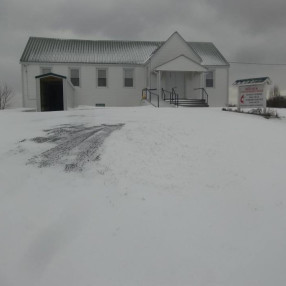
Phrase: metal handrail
[
  {"left": 194, "top": 88, "right": 209, "bottom": 104},
  {"left": 172, "top": 88, "right": 179, "bottom": 107},
  {"left": 162, "top": 88, "right": 179, "bottom": 107},
  {"left": 162, "top": 89, "right": 171, "bottom": 101},
  {"left": 142, "top": 88, "right": 160, "bottom": 108}
]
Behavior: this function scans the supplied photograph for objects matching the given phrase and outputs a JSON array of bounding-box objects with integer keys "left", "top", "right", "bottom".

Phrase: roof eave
[
  {"left": 204, "top": 63, "right": 230, "bottom": 67},
  {"left": 20, "top": 60, "right": 145, "bottom": 65}
]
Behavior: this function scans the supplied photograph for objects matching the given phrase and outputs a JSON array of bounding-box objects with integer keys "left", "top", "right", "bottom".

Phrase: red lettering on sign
[{"left": 240, "top": 95, "right": 244, "bottom": 104}]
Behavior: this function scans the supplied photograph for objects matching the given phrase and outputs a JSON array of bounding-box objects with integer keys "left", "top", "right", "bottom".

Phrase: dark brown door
[{"left": 40, "top": 77, "right": 64, "bottom": 111}]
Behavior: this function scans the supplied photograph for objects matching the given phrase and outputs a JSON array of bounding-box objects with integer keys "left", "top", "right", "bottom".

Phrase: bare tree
[
  {"left": 0, "top": 82, "right": 14, "bottom": 110},
  {"left": 269, "top": 84, "right": 280, "bottom": 98}
]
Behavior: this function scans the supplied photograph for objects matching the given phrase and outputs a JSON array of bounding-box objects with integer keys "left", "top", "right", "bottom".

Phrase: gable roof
[
  {"left": 190, "top": 42, "right": 229, "bottom": 66},
  {"left": 20, "top": 36, "right": 229, "bottom": 66},
  {"left": 20, "top": 37, "right": 162, "bottom": 65},
  {"left": 150, "top": 31, "right": 202, "bottom": 64},
  {"left": 154, "top": 55, "right": 208, "bottom": 72}
]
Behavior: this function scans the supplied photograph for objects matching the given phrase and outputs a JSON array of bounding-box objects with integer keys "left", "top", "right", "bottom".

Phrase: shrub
[{"left": 267, "top": 96, "right": 286, "bottom": 108}]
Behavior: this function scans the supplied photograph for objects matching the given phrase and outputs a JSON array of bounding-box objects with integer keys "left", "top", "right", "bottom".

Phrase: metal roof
[
  {"left": 233, "top": 77, "right": 272, "bottom": 86},
  {"left": 189, "top": 42, "right": 229, "bottom": 66},
  {"left": 20, "top": 37, "right": 229, "bottom": 66}
]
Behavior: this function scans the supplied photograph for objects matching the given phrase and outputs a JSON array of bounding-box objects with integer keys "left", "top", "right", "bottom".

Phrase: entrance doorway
[
  {"left": 40, "top": 76, "right": 64, "bottom": 111},
  {"left": 165, "top": 72, "right": 185, "bottom": 98}
]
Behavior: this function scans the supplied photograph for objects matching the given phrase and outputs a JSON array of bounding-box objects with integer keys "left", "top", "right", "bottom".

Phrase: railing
[
  {"left": 142, "top": 88, "right": 160, "bottom": 108},
  {"left": 194, "top": 88, "right": 209, "bottom": 105},
  {"left": 162, "top": 88, "right": 179, "bottom": 107}
]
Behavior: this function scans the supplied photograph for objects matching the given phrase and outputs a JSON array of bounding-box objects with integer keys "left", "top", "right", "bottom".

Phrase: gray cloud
[
  {"left": 205, "top": 0, "right": 286, "bottom": 33},
  {"left": 2, "top": 0, "right": 205, "bottom": 39},
  {"left": 1, "top": 0, "right": 286, "bottom": 102}
]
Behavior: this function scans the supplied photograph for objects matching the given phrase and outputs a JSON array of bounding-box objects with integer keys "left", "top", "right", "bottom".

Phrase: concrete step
[
  {"left": 179, "top": 103, "right": 209, "bottom": 107},
  {"left": 164, "top": 98, "right": 209, "bottom": 107}
]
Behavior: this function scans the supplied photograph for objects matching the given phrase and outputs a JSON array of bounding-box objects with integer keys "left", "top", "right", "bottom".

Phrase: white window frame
[
  {"left": 205, "top": 70, "right": 215, "bottom": 88},
  {"left": 123, "top": 68, "right": 135, "bottom": 88},
  {"left": 96, "top": 68, "right": 108, "bottom": 88},
  {"left": 69, "top": 67, "right": 81, "bottom": 87},
  {"left": 40, "top": 67, "right": 52, "bottom": 74}
]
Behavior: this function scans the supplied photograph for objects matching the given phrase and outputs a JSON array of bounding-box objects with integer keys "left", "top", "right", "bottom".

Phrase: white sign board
[{"left": 238, "top": 84, "right": 266, "bottom": 108}]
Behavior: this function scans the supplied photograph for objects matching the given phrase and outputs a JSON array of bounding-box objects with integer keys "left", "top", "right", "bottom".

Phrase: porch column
[
  {"left": 36, "top": 78, "right": 41, "bottom": 112},
  {"left": 200, "top": 72, "right": 204, "bottom": 88},
  {"left": 157, "top": 71, "right": 161, "bottom": 99},
  {"left": 63, "top": 79, "right": 67, "bottom": 111}
]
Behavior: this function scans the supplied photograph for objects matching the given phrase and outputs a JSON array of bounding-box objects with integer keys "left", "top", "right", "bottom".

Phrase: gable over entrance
[
  {"left": 154, "top": 55, "right": 208, "bottom": 72},
  {"left": 35, "top": 73, "right": 75, "bottom": 112},
  {"left": 149, "top": 32, "right": 203, "bottom": 71},
  {"left": 36, "top": 73, "right": 65, "bottom": 112}
]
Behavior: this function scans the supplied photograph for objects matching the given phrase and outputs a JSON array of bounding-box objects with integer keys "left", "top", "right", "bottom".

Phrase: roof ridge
[
  {"left": 28, "top": 37, "right": 216, "bottom": 45},
  {"left": 29, "top": 36, "right": 163, "bottom": 43}
]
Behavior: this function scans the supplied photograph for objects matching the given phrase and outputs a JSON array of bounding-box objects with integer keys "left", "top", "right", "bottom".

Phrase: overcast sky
[{"left": 1, "top": 0, "right": 286, "bottom": 105}]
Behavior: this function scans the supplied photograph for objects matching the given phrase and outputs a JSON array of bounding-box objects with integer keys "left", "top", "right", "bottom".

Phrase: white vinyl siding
[
  {"left": 97, "top": 68, "right": 108, "bottom": 87},
  {"left": 124, "top": 68, "right": 134, "bottom": 87},
  {"left": 70, "top": 68, "right": 80, "bottom": 87},
  {"left": 41, "top": 67, "right": 52, "bottom": 74}
]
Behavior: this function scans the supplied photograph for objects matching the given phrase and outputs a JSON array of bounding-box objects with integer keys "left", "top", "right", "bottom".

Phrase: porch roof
[
  {"left": 35, "top": 72, "right": 66, "bottom": 79},
  {"left": 154, "top": 55, "right": 208, "bottom": 72}
]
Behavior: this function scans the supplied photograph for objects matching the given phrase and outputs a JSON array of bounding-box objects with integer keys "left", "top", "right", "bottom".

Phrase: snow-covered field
[{"left": 1, "top": 106, "right": 286, "bottom": 286}]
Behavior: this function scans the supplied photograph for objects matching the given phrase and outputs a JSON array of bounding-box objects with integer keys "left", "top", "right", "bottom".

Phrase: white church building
[{"left": 20, "top": 32, "right": 229, "bottom": 111}]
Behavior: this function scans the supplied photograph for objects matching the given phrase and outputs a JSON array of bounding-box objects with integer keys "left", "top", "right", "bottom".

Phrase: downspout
[
  {"left": 149, "top": 60, "right": 152, "bottom": 89},
  {"left": 22, "top": 64, "right": 29, "bottom": 107},
  {"left": 25, "top": 65, "right": 29, "bottom": 104},
  {"left": 226, "top": 66, "right": 230, "bottom": 106},
  {"left": 21, "top": 64, "right": 25, "bottom": 107},
  {"left": 145, "top": 63, "right": 148, "bottom": 88}
]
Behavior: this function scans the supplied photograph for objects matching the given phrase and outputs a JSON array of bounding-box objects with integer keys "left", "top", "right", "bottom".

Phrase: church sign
[
  {"left": 238, "top": 84, "right": 265, "bottom": 108},
  {"left": 233, "top": 77, "right": 272, "bottom": 111}
]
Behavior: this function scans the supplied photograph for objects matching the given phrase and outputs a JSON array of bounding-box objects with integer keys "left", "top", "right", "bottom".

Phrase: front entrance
[
  {"left": 165, "top": 72, "right": 185, "bottom": 98},
  {"left": 40, "top": 76, "right": 64, "bottom": 111}
]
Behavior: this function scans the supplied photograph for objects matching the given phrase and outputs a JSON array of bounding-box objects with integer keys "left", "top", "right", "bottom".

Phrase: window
[
  {"left": 97, "top": 69, "right": 107, "bottom": 87},
  {"left": 124, "top": 68, "right": 134, "bottom": 87},
  {"left": 205, "top": 71, "right": 214, "bottom": 88},
  {"left": 41, "top": 67, "right": 52, "bottom": 74},
  {"left": 70, "top": 68, "right": 80, "bottom": 87}
]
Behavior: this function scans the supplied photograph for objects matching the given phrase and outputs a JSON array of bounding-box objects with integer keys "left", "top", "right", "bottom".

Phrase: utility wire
[{"left": 229, "top": 61, "right": 286, "bottom": 66}]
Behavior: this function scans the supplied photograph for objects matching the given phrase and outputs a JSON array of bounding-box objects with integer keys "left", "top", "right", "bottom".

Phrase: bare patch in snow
[{"left": 26, "top": 123, "right": 124, "bottom": 171}]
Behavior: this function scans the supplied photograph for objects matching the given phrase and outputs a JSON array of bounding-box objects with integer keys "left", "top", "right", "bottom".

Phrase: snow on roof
[
  {"left": 35, "top": 72, "right": 66, "bottom": 79},
  {"left": 20, "top": 37, "right": 229, "bottom": 66},
  {"left": 189, "top": 42, "right": 229, "bottom": 66},
  {"left": 233, "top": 77, "right": 272, "bottom": 86}
]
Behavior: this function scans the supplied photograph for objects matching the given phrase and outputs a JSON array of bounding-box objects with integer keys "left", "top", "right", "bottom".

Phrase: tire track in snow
[{"left": 26, "top": 123, "right": 124, "bottom": 171}]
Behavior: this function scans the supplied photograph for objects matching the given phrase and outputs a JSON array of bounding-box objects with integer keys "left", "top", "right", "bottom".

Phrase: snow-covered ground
[{"left": 1, "top": 106, "right": 286, "bottom": 286}]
